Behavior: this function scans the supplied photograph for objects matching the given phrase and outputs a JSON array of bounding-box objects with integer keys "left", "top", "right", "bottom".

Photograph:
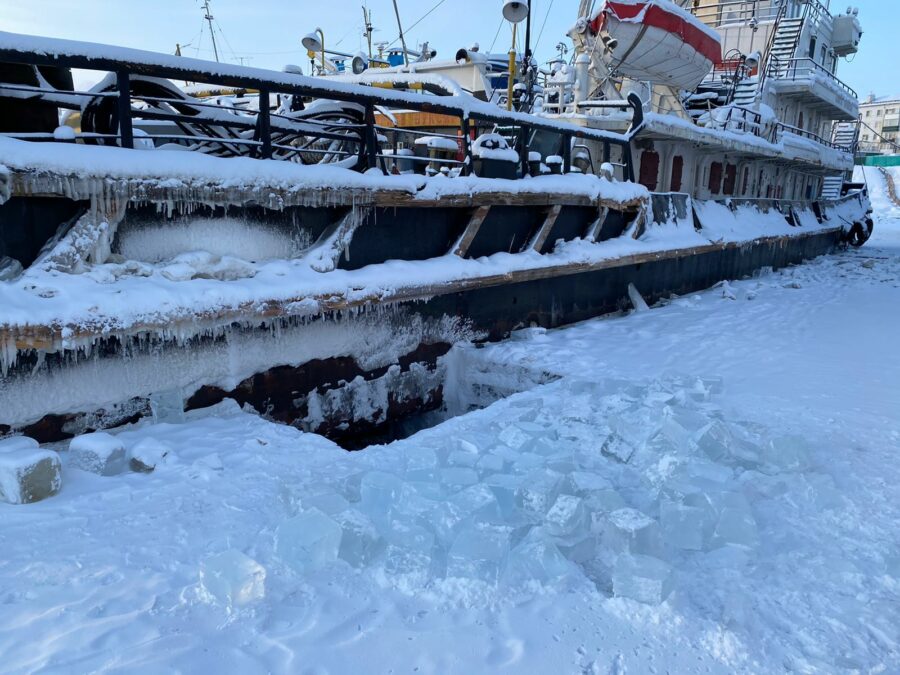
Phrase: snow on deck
[{"left": 0, "top": 176, "right": 897, "bottom": 673}]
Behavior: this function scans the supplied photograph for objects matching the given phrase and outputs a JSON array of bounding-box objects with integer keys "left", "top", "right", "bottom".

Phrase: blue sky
[{"left": 0, "top": 0, "right": 895, "bottom": 97}]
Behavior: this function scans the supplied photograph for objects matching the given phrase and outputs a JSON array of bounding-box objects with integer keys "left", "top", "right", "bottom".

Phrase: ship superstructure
[{"left": 546, "top": 0, "right": 863, "bottom": 204}]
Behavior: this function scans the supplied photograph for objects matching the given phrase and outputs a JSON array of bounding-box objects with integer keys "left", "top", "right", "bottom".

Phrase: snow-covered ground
[{"left": 0, "top": 170, "right": 898, "bottom": 674}]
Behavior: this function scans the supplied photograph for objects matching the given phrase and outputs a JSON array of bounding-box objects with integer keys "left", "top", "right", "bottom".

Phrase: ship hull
[{"left": 0, "top": 210, "right": 850, "bottom": 445}]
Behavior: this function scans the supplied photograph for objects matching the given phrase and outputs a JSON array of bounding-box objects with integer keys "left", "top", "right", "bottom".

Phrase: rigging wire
[
  {"left": 387, "top": 0, "right": 448, "bottom": 47},
  {"left": 488, "top": 16, "right": 506, "bottom": 53},
  {"left": 534, "top": 0, "right": 556, "bottom": 54}
]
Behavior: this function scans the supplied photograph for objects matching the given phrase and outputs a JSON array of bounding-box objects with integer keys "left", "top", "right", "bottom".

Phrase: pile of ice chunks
[{"left": 273, "top": 375, "right": 808, "bottom": 605}]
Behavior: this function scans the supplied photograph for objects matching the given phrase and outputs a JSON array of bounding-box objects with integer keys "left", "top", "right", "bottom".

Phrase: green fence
[{"left": 856, "top": 155, "right": 900, "bottom": 167}]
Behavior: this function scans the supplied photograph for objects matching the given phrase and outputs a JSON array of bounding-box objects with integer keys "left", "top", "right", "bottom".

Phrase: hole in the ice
[{"left": 324, "top": 349, "right": 559, "bottom": 452}]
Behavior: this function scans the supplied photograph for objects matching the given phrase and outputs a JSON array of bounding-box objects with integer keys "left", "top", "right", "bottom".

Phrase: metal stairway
[
  {"left": 732, "top": 76, "right": 760, "bottom": 107},
  {"left": 832, "top": 122, "right": 859, "bottom": 151},
  {"left": 821, "top": 175, "right": 844, "bottom": 200},
  {"left": 769, "top": 16, "right": 804, "bottom": 74}
]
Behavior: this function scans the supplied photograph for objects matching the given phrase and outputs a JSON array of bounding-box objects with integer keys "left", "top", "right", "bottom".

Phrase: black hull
[{"left": 0, "top": 226, "right": 844, "bottom": 444}]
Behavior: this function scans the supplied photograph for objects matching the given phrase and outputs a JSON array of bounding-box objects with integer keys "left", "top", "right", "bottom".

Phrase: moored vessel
[{"left": 0, "top": 0, "right": 873, "bottom": 444}]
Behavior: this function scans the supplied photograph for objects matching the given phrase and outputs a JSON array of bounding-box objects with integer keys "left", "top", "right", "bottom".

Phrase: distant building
[{"left": 859, "top": 94, "right": 900, "bottom": 155}]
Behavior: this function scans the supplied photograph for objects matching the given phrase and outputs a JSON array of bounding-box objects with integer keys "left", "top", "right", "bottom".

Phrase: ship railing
[
  {"left": 777, "top": 121, "right": 852, "bottom": 152},
  {"left": 692, "top": 102, "right": 779, "bottom": 144},
  {"left": 766, "top": 57, "right": 857, "bottom": 101},
  {"left": 0, "top": 31, "right": 640, "bottom": 179},
  {"left": 689, "top": 0, "right": 783, "bottom": 29}
]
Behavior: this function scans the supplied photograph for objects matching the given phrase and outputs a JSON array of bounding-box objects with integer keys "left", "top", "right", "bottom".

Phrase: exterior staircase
[
  {"left": 768, "top": 16, "right": 804, "bottom": 75},
  {"left": 832, "top": 122, "right": 859, "bottom": 152},
  {"left": 732, "top": 76, "right": 759, "bottom": 107},
  {"left": 820, "top": 175, "right": 844, "bottom": 200}
]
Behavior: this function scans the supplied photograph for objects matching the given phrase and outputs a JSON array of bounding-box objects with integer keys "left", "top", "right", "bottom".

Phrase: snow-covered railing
[
  {"left": 0, "top": 31, "right": 642, "bottom": 178},
  {"left": 777, "top": 121, "right": 849, "bottom": 151},
  {"left": 690, "top": 0, "right": 783, "bottom": 28},
  {"left": 767, "top": 57, "right": 857, "bottom": 101}
]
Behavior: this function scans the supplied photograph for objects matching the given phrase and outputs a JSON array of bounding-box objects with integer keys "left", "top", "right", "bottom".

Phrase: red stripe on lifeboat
[{"left": 590, "top": 1, "right": 721, "bottom": 65}]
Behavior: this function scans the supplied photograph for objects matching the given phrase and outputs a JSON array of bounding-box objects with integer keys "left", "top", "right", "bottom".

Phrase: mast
[
  {"left": 362, "top": 6, "right": 374, "bottom": 60},
  {"left": 391, "top": 0, "right": 410, "bottom": 66},
  {"left": 202, "top": 0, "right": 220, "bottom": 63}
]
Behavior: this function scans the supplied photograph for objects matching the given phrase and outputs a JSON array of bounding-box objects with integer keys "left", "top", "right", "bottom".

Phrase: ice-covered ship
[{"left": 0, "top": 0, "right": 873, "bottom": 445}]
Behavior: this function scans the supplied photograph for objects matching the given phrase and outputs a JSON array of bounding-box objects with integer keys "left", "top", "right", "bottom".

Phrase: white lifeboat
[{"left": 590, "top": 0, "right": 721, "bottom": 91}]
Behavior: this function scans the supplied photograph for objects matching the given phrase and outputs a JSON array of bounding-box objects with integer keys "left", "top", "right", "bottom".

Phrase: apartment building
[{"left": 859, "top": 94, "right": 900, "bottom": 154}]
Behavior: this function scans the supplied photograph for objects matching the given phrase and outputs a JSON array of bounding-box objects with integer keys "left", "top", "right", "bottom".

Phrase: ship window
[
  {"left": 877, "top": 110, "right": 882, "bottom": 116},
  {"left": 866, "top": 110, "right": 871, "bottom": 117},
  {"left": 741, "top": 167, "right": 750, "bottom": 195},
  {"left": 708, "top": 162, "right": 723, "bottom": 195},
  {"left": 638, "top": 151, "right": 660, "bottom": 191},
  {"left": 723, "top": 164, "right": 737, "bottom": 196},
  {"left": 670, "top": 155, "right": 684, "bottom": 192}
]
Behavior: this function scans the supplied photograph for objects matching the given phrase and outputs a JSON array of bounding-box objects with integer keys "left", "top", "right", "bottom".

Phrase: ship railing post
[
  {"left": 562, "top": 133, "right": 572, "bottom": 174},
  {"left": 519, "top": 124, "right": 530, "bottom": 177},
  {"left": 116, "top": 70, "right": 134, "bottom": 150},
  {"left": 257, "top": 89, "right": 272, "bottom": 159},
  {"left": 364, "top": 103, "right": 379, "bottom": 172},
  {"left": 460, "top": 116, "right": 472, "bottom": 176}
]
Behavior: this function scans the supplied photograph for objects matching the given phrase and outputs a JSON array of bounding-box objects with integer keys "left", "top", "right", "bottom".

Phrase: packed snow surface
[{"left": 0, "top": 174, "right": 897, "bottom": 673}]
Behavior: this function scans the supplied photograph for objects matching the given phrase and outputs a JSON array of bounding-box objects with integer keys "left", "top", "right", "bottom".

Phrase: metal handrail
[
  {"left": 0, "top": 30, "right": 638, "bottom": 172},
  {"left": 690, "top": 0, "right": 784, "bottom": 28},
  {"left": 766, "top": 57, "right": 857, "bottom": 99}
]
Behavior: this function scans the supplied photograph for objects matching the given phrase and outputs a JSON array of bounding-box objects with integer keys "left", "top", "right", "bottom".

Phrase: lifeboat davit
[{"left": 591, "top": 0, "right": 721, "bottom": 91}]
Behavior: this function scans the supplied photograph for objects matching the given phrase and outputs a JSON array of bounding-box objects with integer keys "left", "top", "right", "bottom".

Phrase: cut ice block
[
  {"left": 301, "top": 491, "right": 350, "bottom": 516},
  {"left": 601, "top": 432, "right": 636, "bottom": 464},
  {"left": 441, "top": 467, "right": 478, "bottom": 488},
  {"left": 483, "top": 473, "right": 523, "bottom": 517},
  {"left": 128, "top": 438, "right": 172, "bottom": 473},
  {"left": 585, "top": 490, "right": 628, "bottom": 526},
  {"left": 515, "top": 469, "right": 563, "bottom": 517},
  {"left": 612, "top": 554, "right": 674, "bottom": 605},
  {"left": 276, "top": 509, "right": 342, "bottom": 571},
  {"left": 567, "top": 471, "right": 613, "bottom": 496},
  {"left": 149, "top": 388, "right": 186, "bottom": 424},
  {"left": 405, "top": 447, "right": 440, "bottom": 473},
  {"left": 602, "top": 508, "right": 663, "bottom": 557},
  {"left": 476, "top": 453, "right": 505, "bottom": 474},
  {"left": 497, "top": 424, "right": 531, "bottom": 450},
  {"left": 503, "top": 529, "right": 574, "bottom": 586},
  {"left": 200, "top": 550, "right": 266, "bottom": 608},
  {"left": 696, "top": 421, "right": 734, "bottom": 461},
  {"left": 447, "top": 524, "right": 510, "bottom": 583},
  {"left": 69, "top": 432, "right": 127, "bottom": 476},
  {"left": 447, "top": 449, "right": 479, "bottom": 468},
  {"left": 710, "top": 495, "right": 759, "bottom": 549},
  {"left": 359, "top": 471, "right": 404, "bottom": 524},
  {"left": 450, "top": 484, "right": 503, "bottom": 524},
  {"left": 385, "top": 519, "right": 435, "bottom": 555},
  {"left": 0, "top": 437, "right": 61, "bottom": 505},
  {"left": 764, "top": 435, "right": 811, "bottom": 473},
  {"left": 334, "top": 509, "right": 383, "bottom": 568},
  {"left": 659, "top": 499, "right": 709, "bottom": 551},
  {"left": 545, "top": 495, "right": 589, "bottom": 538}
]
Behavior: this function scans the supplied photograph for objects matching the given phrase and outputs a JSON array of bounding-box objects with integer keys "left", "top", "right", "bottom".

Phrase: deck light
[
  {"left": 301, "top": 29, "right": 326, "bottom": 72},
  {"left": 502, "top": 0, "right": 529, "bottom": 24}
]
